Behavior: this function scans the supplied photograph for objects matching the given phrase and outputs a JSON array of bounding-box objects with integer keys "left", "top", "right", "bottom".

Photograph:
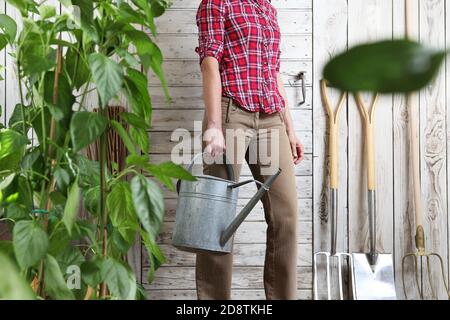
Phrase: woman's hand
[
  {"left": 204, "top": 125, "right": 226, "bottom": 157},
  {"left": 288, "top": 132, "right": 304, "bottom": 165}
]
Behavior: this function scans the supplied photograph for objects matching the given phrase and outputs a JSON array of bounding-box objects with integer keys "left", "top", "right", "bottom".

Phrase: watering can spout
[{"left": 220, "top": 168, "right": 282, "bottom": 247}]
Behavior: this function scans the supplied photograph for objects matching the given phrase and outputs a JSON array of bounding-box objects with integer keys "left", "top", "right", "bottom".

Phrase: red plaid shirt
[{"left": 195, "top": 0, "right": 285, "bottom": 114}]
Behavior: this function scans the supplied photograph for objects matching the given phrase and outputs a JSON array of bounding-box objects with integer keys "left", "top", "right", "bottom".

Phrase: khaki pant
[{"left": 196, "top": 97, "right": 298, "bottom": 300}]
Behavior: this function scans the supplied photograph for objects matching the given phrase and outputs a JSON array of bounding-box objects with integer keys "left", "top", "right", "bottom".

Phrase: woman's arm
[
  {"left": 277, "top": 72, "right": 304, "bottom": 165},
  {"left": 201, "top": 57, "right": 226, "bottom": 156}
]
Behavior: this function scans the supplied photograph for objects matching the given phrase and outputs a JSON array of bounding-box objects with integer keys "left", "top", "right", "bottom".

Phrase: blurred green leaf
[
  {"left": 70, "top": 111, "right": 108, "bottom": 151},
  {"left": 44, "top": 254, "right": 75, "bottom": 300},
  {"left": 101, "top": 258, "right": 136, "bottom": 300},
  {"left": 323, "top": 40, "right": 447, "bottom": 93},
  {"left": 130, "top": 175, "right": 164, "bottom": 242},
  {"left": 88, "top": 53, "right": 124, "bottom": 106},
  {"left": 0, "top": 252, "right": 35, "bottom": 300},
  {"left": 63, "top": 178, "right": 81, "bottom": 235},
  {"left": 13, "top": 220, "right": 49, "bottom": 269},
  {"left": 0, "top": 14, "right": 17, "bottom": 42}
]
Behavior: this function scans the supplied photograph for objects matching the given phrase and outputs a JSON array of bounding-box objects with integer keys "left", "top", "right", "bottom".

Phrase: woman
[{"left": 195, "top": 0, "right": 304, "bottom": 300}]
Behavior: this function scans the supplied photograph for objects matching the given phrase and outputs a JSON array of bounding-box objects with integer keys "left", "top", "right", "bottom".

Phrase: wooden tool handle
[
  {"left": 355, "top": 93, "right": 378, "bottom": 191},
  {"left": 329, "top": 123, "right": 339, "bottom": 189},
  {"left": 320, "top": 80, "right": 346, "bottom": 189},
  {"left": 405, "top": 0, "right": 423, "bottom": 228}
]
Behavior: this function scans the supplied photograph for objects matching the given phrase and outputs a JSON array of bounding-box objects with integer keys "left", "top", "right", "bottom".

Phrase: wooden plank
[
  {"left": 157, "top": 221, "right": 312, "bottom": 245},
  {"left": 347, "top": 0, "right": 394, "bottom": 258},
  {"left": 147, "top": 289, "right": 312, "bottom": 300},
  {"left": 162, "top": 198, "right": 313, "bottom": 223},
  {"left": 155, "top": 10, "right": 312, "bottom": 35},
  {"left": 0, "top": 2, "right": 5, "bottom": 126},
  {"left": 157, "top": 34, "right": 312, "bottom": 60},
  {"left": 157, "top": 176, "right": 312, "bottom": 199},
  {"left": 312, "top": 0, "right": 349, "bottom": 271},
  {"left": 419, "top": 0, "right": 448, "bottom": 300},
  {"left": 149, "top": 129, "right": 312, "bottom": 154},
  {"left": 4, "top": 3, "right": 21, "bottom": 125},
  {"left": 142, "top": 243, "right": 312, "bottom": 267},
  {"left": 166, "top": 0, "right": 313, "bottom": 10},
  {"left": 148, "top": 60, "right": 312, "bottom": 87},
  {"left": 143, "top": 266, "right": 312, "bottom": 290},
  {"left": 149, "top": 86, "right": 312, "bottom": 110},
  {"left": 149, "top": 109, "right": 312, "bottom": 131},
  {"left": 392, "top": 0, "right": 420, "bottom": 301},
  {"left": 446, "top": 0, "right": 450, "bottom": 294}
]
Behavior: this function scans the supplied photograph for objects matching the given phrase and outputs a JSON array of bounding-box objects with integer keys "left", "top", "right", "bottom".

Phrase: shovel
[{"left": 352, "top": 93, "right": 397, "bottom": 300}]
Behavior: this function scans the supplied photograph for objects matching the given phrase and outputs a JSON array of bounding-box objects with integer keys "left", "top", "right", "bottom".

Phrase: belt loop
[{"left": 226, "top": 98, "right": 232, "bottom": 123}]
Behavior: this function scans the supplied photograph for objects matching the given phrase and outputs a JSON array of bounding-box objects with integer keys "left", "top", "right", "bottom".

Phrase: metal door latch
[{"left": 289, "top": 71, "right": 306, "bottom": 106}]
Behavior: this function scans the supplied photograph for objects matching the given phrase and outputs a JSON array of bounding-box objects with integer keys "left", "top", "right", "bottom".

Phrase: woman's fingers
[{"left": 294, "top": 142, "right": 304, "bottom": 165}]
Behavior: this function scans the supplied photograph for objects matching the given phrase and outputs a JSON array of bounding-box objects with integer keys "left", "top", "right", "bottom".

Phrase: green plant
[
  {"left": 323, "top": 39, "right": 447, "bottom": 93},
  {"left": 0, "top": 0, "right": 194, "bottom": 300}
]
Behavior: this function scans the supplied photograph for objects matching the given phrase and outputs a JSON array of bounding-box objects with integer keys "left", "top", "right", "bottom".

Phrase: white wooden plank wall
[
  {"left": 313, "top": 0, "right": 450, "bottom": 300},
  {"left": 1, "top": 0, "right": 449, "bottom": 300},
  {"left": 146, "top": 0, "right": 314, "bottom": 300}
]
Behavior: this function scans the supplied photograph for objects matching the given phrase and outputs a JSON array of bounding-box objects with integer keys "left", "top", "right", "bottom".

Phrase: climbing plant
[{"left": 0, "top": 0, "right": 194, "bottom": 300}]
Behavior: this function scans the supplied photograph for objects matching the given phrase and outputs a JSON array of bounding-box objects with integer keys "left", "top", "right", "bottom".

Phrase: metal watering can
[{"left": 172, "top": 154, "right": 282, "bottom": 254}]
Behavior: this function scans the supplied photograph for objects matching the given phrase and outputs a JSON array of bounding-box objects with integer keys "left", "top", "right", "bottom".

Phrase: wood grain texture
[
  {"left": 143, "top": 266, "right": 312, "bottom": 290},
  {"left": 1, "top": 1, "right": 5, "bottom": 126},
  {"left": 392, "top": 0, "right": 420, "bottom": 300},
  {"left": 347, "top": 0, "right": 394, "bottom": 257},
  {"left": 419, "top": 0, "right": 448, "bottom": 300},
  {"left": 147, "top": 289, "right": 312, "bottom": 300},
  {"left": 312, "top": 0, "right": 349, "bottom": 257}
]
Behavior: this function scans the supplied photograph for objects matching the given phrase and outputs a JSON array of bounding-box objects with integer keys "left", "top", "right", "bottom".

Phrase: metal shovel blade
[{"left": 352, "top": 253, "right": 397, "bottom": 300}]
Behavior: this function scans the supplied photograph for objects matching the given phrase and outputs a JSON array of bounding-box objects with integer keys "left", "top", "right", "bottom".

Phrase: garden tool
[
  {"left": 172, "top": 153, "right": 281, "bottom": 254},
  {"left": 352, "top": 93, "right": 397, "bottom": 300},
  {"left": 313, "top": 80, "right": 355, "bottom": 300},
  {"left": 400, "top": 0, "right": 450, "bottom": 300}
]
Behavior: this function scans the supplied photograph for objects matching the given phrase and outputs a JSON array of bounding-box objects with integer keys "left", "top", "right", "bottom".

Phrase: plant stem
[{"left": 99, "top": 100, "right": 109, "bottom": 298}]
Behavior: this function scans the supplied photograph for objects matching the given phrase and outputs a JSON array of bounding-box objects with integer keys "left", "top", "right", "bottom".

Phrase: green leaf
[
  {"left": 20, "top": 31, "right": 56, "bottom": 75},
  {"left": 323, "top": 39, "right": 447, "bottom": 93},
  {"left": 44, "top": 254, "right": 75, "bottom": 300},
  {"left": 107, "top": 181, "right": 139, "bottom": 244},
  {"left": 0, "top": 129, "right": 28, "bottom": 174},
  {"left": 82, "top": 186, "right": 100, "bottom": 216},
  {"left": 65, "top": 47, "right": 91, "bottom": 90},
  {"left": 130, "top": 175, "right": 164, "bottom": 241},
  {"left": 0, "top": 129, "right": 28, "bottom": 161},
  {"left": 129, "top": 127, "right": 149, "bottom": 154},
  {"left": 39, "top": 5, "right": 56, "bottom": 19},
  {"left": 0, "top": 14, "right": 17, "bottom": 42},
  {"left": 6, "top": 0, "right": 39, "bottom": 16},
  {"left": 147, "top": 162, "right": 196, "bottom": 181},
  {"left": 140, "top": 230, "right": 165, "bottom": 283},
  {"left": 63, "top": 178, "right": 81, "bottom": 235},
  {"left": 110, "top": 120, "right": 137, "bottom": 155},
  {"left": 13, "top": 220, "right": 49, "bottom": 269},
  {"left": 0, "top": 252, "right": 35, "bottom": 300},
  {"left": 147, "top": 44, "right": 170, "bottom": 101},
  {"left": 80, "top": 258, "right": 104, "bottom": 287},
  {"left": 70, "top": 111, "right": 108, "bottom": 151},
  {"left": 120, "top": 112, "right": 150, "bottom": 130},
  {"left": 101, "top": 258, "right": 136, "bottom": 300},
  {"left": 88, "top": 53, "right": 124, "bottom": 106},
  {"left": 125, "top": 68, "right": 152, "bottom": 121}
]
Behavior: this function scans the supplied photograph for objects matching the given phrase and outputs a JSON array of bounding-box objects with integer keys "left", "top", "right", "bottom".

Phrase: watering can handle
[
  {"left": 220, "top": 168, "right": 282, "bottom": 247},
  {"left": 187, "top": 152, "right": 235, "bottom": 182}
]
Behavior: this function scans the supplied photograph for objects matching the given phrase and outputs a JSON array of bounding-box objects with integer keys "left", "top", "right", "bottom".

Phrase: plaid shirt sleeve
[
  {"left": 195, "top": 0, "right": 226, "bottom": 64},
  {"left": 275, "top": 48, "right": 281, "bottom": 72}
]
